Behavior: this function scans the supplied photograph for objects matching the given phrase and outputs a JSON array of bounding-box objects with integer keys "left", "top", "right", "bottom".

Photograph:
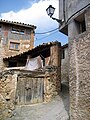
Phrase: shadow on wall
[{"left": 61, "top": 82, "right": 70, "bottom": 118}]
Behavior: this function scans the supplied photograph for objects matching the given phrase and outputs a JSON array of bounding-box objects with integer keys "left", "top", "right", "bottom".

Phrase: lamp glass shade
[{"left": 46, "top": 5, "right": 55, "bottom": 17}]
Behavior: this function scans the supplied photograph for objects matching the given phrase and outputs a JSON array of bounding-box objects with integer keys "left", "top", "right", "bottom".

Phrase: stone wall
[
  {"left": 0, "top": 23, "right": 35, "bottom": 71},
  {"left": 69, "top": 9, "right": 90, "bottom": 120},
  {"left": 0, "top": 67, "right": 61, "bottom": 119},
  {"left": 0, "top": 42, "right": 5, "bottom": 71},
  {"left": 50, "top": 42, "right": 61, "bottom": 92},
  {"left": 0, "top": 24, "right": 35, "bottom": 56},
  {"left": 0, "top": 71, "right": 17, "bottom": 120},
  {"left": 44, "top": 66, "right": 61, "bottom": 102}
]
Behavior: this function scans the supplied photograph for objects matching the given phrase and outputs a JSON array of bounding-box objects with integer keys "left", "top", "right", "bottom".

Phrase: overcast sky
[{"left": 0, "top": 0, "right": 68, "bottom": 46}]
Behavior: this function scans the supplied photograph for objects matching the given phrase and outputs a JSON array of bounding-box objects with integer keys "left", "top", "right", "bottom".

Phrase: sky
[{"left": 0, "top": 0, "right": 68, "bottom": 46}]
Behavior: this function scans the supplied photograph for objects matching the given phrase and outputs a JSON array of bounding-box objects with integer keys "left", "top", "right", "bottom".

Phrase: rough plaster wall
[
  {"left": 59, "top": 0, "right": 90, "bottom": 24},
  {"left": 68, "top": 0, "right": 90, "bottom": 21},
  {"left": 61, "top": 47, "right": 69, "bottom": 83},
  {"left": 69, "top": 9, "right": 90, "bottom": 120}
]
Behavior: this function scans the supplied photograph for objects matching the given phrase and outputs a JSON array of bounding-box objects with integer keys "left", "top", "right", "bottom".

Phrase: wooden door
[{"left": 16, "top": 77, "right": 44, "bottom": 105}]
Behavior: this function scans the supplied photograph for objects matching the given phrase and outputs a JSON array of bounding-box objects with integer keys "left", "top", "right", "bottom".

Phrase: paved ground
[{"left": 7, "top": 83, "right": 69, "bottom": 120}]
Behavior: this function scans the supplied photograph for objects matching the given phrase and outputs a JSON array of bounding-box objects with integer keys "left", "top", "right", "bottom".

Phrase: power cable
[
  {"left": 35, "top": 3, "right": 90, "bottom": 36},
  {"left": 35, "top": 27, "right": 59, "bottom": 34},
  {"left": 35, "top": 3, "right": 90, "bottom": 43},
  {"left": 66, "top": 3, "right": 90, "bottom": 24},
  {"left": 35, "top": 29, "right": 59, "bottom": 41}
]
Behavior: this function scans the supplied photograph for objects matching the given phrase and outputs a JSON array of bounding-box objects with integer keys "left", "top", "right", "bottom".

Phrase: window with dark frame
[
  {"left": 11, "top": 27, "right": 25, "bottom": 35},
  {"left": 11, "top": 28, "right": 19, "bottom": 34},
  {"left": 9, "top": 42, "right": 20, "bottom": 50}
]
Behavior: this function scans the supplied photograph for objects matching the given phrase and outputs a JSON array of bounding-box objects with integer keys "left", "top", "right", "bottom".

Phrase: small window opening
[
  {"left": 80, "top": 20, "right": 86, "bottom": 33},
  {"left": 20, "top": 30, "right": 24, "bottom": 35},
  {"left": 12, "top": 28, "right": 19, "bottom": 34},
  {"left": 9, "top": 42, "right": 20, "bottom": 50},
  {"left": 75, "top": 13, "right": 86, "bottom": 34},
  {"left": 11, "top": 27, "right": 25, "bottom": 35}
]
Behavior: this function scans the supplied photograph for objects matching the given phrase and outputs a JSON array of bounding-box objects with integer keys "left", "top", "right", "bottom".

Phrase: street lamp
[
  {"left": 46, "top": 5, "right": 55, "bottom": 18},
  {"left": 46, "top": 5, "right": 62, "bottom": 24}
]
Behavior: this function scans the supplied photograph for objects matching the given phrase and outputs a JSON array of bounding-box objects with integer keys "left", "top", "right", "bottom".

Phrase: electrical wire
[
  {"left": 35, "top": 3, "right": 90, "bottom": 36},
  {"left": 35, "top": 29, "right": 59, "bottom": 41},
  {"left": 35, "top": 27, "right": 59, "bottom": 34},
  {"left": 34, "top": 3, "right": 90, "bottom": 43},
  {"left": 66, "top": 3, "right": 90, "bottom": 24}
]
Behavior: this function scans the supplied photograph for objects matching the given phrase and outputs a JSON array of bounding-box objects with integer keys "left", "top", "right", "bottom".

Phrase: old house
[
  {"left": 0, "top": 19, "right": 36, "bottom": 70},
  {"left": 0, "top": 18, "right": 69, "bottom": 119},
  {"left": 0, "top": 0, "right": 90, "bottom": 119},
  {"left": 59, "top": 0, "right": 90, "bottom": 119},
  {"left": 3, "top": 41, "right": 61, "bottom": 101},
  {"left": 1, "top": 39, "right": 65, "bottom": 119}
]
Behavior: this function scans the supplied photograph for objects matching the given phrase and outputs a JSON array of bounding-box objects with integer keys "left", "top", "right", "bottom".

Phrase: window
[
  {"left": 79, "top": 20, "right": 86, "bottom": 33},
  {"left": 11, "top": 27, "right": 25, "bottom": 35},
  {"left": 10, "top": 42, "right": 20, "bottom": 50},
  {"left": 15, "top": 43, "right": 19, "bottom": 49},
  {"left": 11, "top": 28, "right": 19, "bottom": 34},
  {"left": 75, "top": 13, "right": 86, "bottom": 34},
  {"left": 20, "top": 30, "right": 24, "bottom": 35}
]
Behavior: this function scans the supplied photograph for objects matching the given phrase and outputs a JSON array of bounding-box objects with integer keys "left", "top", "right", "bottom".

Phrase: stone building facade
[
  {"left": 0, "top": 19, "right": 36, "bottom": 70},
  {"left": 0, "top": 41, "right": 62, "bottom": 119},
  {"left": 0, "top": 19, "right": 69, "bottom": 120},
  {"left": 59, "top": 0, "right": 90, "bottom": 120},
  {"left": 69, "top": 9, "right": 90, "bottom": 120}
]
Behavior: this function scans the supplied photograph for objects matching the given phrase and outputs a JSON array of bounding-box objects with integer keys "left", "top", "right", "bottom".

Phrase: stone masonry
[
  {"left": 0, "top": 20, "right": 36, "bottom": 71},
  {"left": 44, "top": 66, "right": 61, "bottom": 102},
  {"left": 0, "top": 66, "right": 61, "bottom": 120},
  {"left": 0, "top": 71, "right": 17, "bottom": 120},
  {"left": 69, "top": 8, "right": 90, "bottom": 120}
]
